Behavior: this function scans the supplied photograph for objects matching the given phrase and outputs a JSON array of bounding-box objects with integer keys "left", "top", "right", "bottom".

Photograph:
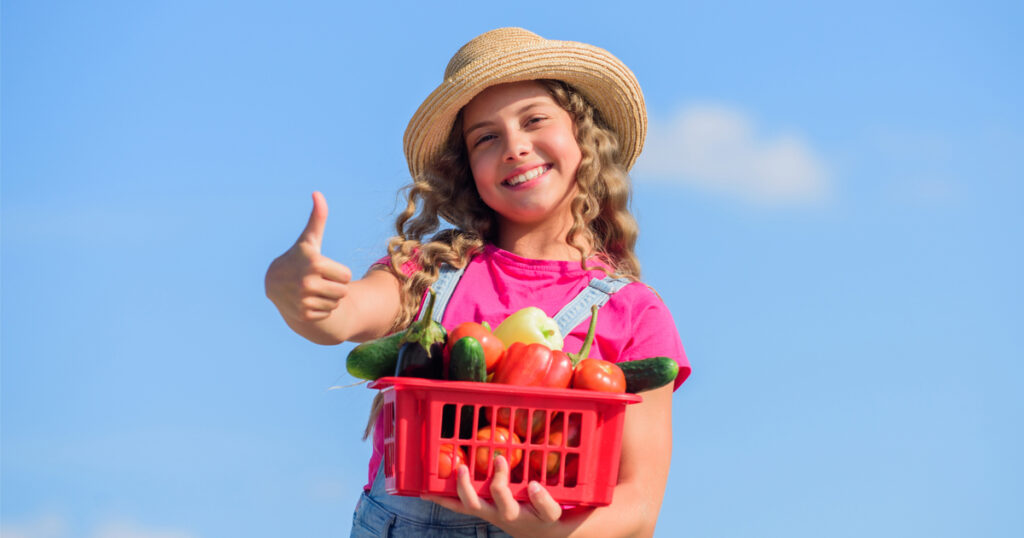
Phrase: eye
[
  {"left": 472, "top": 133, "right": 496, "bottom": 147},
  {"left": 526, "top": 116, "right": 547, "bottom": 126}
]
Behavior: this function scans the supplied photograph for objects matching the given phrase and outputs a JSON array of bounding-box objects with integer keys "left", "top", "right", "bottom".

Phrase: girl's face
[{"left": 461, "top": 81, "right": 582, "bottom": 228}]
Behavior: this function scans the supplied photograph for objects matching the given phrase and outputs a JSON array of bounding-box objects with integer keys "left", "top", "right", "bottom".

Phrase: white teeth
[{"left": 505, "top": 165, "right": 548, "bottom": 186}]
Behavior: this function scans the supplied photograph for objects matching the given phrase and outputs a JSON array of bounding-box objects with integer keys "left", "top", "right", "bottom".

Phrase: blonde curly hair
[{"left": 364, "top": 80, "right": 642, "bottom": 438}]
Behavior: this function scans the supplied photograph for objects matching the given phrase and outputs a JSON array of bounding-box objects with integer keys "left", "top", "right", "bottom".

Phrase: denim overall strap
[
  {"left": 415, "top": 263, "right": 468, "bottom": 323},
  {"left": 553, "top": 275, "right": 633, "bottom": 337}
]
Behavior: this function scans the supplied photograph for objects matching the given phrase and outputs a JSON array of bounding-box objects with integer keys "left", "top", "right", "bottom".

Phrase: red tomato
[
  {"left": 528, "top": 412, "right": 582, "bottom": 478},
  {"left": 572, "top": 358, "right": 626, "bottom": 393},
  {"left": 474, "top": 425, "right": 522, "bottom": 476},
  {"left": 445, "top": 322, "right": 505, "bottom": 374},
  {"left": 528, "top": 429, "right": 564, "bottom": 478},
  {"left": 547, "top": 412, "right": 582, "bottom": 447},
  {"left": 493, "top": 407, "right": 547, "bottom": 442},
  {"left": 437, "top": 443, "right": 467, "bottom": 479}
]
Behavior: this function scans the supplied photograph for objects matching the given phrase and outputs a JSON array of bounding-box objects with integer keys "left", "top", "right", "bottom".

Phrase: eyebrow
[{"left": 463, "top": 101, "right": 550, "bottom": 137}]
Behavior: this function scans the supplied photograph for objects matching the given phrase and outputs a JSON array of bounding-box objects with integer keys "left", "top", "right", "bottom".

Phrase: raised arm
[{"left": 264, "top": 192, "right": 402, "bottom": 345}]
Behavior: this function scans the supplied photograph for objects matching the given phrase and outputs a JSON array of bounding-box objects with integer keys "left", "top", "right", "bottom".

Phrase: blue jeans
[{"left": 350, "top": 467, "right": 513, "bottom": 537}]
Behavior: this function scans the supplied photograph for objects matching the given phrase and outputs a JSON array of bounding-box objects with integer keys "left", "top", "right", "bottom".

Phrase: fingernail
[
  {"left": 458, "top": 465, "right": 468, "bottom": 478},
  {"left": 528, "top": 481, "right": 541, "bottom": 494}
]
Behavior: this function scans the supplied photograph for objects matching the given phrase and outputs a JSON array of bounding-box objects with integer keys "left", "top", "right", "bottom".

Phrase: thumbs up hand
[{"left": 265, "top": 192, "right": 353, "bottom": 323}]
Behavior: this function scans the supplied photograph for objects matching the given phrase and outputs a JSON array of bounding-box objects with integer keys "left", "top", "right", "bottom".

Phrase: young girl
[{"left": 266, "top": 28, "right": 691, "bottom": 537}]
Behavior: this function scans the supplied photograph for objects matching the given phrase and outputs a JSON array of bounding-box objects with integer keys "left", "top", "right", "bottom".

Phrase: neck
[{"left": 494, "top": 214, "right": 592, "bottom": 261}]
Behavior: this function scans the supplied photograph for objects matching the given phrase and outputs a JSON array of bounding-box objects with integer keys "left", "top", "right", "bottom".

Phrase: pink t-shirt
[{"left": 365, "top": 244, "right": 690, "bottom": 490}]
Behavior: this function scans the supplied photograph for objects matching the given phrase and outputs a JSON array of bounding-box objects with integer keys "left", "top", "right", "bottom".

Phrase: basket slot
[
  {"left": 564, "top": 453, "right": 580, "bottom": 487},
  {"left": 440, "top": 403, "right": 481, "bottom": 440},
  {"left": 384, "top": 443, "right": 395, "bottom": 479},
  {"left": 383, "top": 401, "right": 395, "bottom": 440},
  {"left": 567, "top": 412, "right": 582, "bottom": 448},
  {"left": 440, "top": 403, "right": 457, "bottom": 439},
  {"left": 462, "top": 404, "right": 480, "bottom": 440}
]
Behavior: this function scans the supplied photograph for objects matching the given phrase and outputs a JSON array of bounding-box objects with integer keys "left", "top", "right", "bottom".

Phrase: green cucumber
[
  {"left": 448, "top": 336, "right": 487, "bottom": 382},
  {"left": 346, "top": 330, "right": 406, "bottom": 381},
  {"left": 620, "top": 356, "right": 679, "bottom": 393}
]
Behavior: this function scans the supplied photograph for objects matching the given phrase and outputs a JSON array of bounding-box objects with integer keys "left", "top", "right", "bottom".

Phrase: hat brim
[{"left": 403, "top": 37, "right": 646, "bottom": 180}]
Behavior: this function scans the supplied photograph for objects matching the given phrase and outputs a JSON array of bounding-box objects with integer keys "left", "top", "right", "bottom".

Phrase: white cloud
[
  {"left": 0, "top": 513, "right": 68, "bottom": 538},
  {"left": 90, "top": 520, "right": 198, "bottom": 538},
  {"left": 634, "top": 104, "right": 831, "bottom": 205},
  {"left": 0, "top": 515, "right": 198, "bottom": 538}
]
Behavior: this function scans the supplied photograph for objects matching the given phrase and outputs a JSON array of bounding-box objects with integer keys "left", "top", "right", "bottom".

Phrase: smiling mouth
[{"left": 502, "top": 164, "right": 551, "bottom": 187}]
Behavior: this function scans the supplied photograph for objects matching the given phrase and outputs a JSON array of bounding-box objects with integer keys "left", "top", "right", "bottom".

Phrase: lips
[{"left": 502, "top": 164, "right": 552, "bottom": 187}]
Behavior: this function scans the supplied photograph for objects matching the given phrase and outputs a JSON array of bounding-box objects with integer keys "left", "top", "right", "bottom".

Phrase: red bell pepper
[{"left": 490, "top": 342, "right": 574, "bottom": 388}]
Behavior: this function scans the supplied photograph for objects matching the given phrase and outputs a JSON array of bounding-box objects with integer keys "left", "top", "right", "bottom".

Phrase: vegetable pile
[{"left": 346, "top": 299, "right": 678, "bottom": 394}]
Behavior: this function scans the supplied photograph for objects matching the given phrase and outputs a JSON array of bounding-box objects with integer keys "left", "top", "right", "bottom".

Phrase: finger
[
  {"left": 313, "top": 256, "right": 352, "bottom": 284},
  {"left": 455, "top": 464, "right": 486, "bottom": 512},
  {"left": 301, "top": 295, "right": 341, "bottom": 313},
  {"left": 298, "top": 191, "right": 328, "bottom": 250},
  {"left": 527, "top": 481, "right": 562, "bottom": 523},
  {"left": 304, "top": 276, "right": 348, "bottom": 300},
  {"left": 297, "top": 309, "right": 331, "bottom": 322},
  {"left": 488, "top": 455, "right": 520, "bottom": 522}
]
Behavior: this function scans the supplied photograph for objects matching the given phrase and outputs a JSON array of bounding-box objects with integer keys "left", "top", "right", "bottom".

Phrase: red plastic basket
[{"left": 368, "top": 376, "right": 642, "bottom": 507}]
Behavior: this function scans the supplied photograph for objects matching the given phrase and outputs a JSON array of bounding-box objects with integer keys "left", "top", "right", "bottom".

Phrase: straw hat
[{"left": 403, "top": 27, "right": 647, "bottom": 180}]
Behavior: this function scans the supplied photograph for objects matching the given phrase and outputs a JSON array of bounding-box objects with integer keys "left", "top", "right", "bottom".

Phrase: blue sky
[{"left": 2, "top": 1, "right": 1022, "bottom": 536}]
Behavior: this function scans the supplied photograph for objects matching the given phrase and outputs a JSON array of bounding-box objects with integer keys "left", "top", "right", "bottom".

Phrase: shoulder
[
  {"left": 613, "top": 279, "right": 674, "bottom": 315},
  {"left": 605, "top": 279, "right": 688, "bottom": 366},
  {"left": 371, "top": 254, "right": 422, "bottom": 278}
]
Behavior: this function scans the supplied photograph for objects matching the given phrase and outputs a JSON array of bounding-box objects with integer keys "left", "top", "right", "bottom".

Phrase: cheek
[
  {"left": 468, "top": 150, "right": 496, "bottom": 184},
  {"left": 546, "top": 125, "right": 582, "bottom": 167},
  {"left": 556, "top": 135, "right": 583, "bottom": 175},
  {"left": 471, "top": 168, "right": 499, "bottom": 209}
]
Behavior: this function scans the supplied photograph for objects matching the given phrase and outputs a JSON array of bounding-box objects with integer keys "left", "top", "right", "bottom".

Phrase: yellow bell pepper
[{"left": 493, "top": 306, "right": 563, "bottom": 350}]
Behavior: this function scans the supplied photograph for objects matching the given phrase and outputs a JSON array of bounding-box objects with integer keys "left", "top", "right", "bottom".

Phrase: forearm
[
  {"left": 555, "top": 476, "right": 664, "bottom": 537},
  {"left": 555, "top": 385, "right": 674, "bottom": 537},
  {"left": 278, "top": 306, "right": 352, "bottom": 345}
]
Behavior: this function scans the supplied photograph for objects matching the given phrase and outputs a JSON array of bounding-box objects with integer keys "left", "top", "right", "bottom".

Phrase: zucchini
[
  {"left": 345, "top": 330, "right": 406, "bottom": 381},
  {"left": 619, "top": 356, "right": 679, "bottom": 393},
  {"left": 449, "top": 336, "right": 487, "bottom": 382}
]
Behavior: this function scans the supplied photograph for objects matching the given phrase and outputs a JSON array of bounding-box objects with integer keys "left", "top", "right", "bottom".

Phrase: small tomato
[
  {"left": 437, "top": 443, "right": 467, "bottom": 479},
  {"left": 528, "top": 429, "right": 565, "bottom": 478},
  {"left": 474, "top": 425, "right": 523, "bottom": 476},
  {"left": 492, "top": 407, "right": 548, "bottom": 442},
  {"left": 529, "top": 413, "right": 582, "bottom": 482},
  {"left": 572, "top": 358, "right": 626, "bottom": 393}
]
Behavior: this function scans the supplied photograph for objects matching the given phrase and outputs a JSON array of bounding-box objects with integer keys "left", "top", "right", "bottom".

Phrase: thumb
[{"left": 298, "top": 191, "right": 328, "bottom": 250}]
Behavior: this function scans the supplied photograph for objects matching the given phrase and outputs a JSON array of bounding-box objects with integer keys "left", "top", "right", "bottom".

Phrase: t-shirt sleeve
[
  {"left": 617, "top": 288, "right": 692, "bottom": 391},
  {"left": 372, "top": 253, "right": 421, "bottom": 277}
]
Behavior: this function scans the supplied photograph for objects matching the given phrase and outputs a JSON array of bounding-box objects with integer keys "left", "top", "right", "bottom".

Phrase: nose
[{"left": 502, "top": 130, "right": 531, "bottom": 162}]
